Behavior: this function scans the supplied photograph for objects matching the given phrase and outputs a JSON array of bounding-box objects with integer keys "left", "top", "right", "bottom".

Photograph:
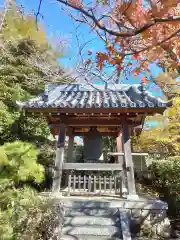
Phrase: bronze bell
[{"left": 83, "top": 127, "right": 102, "bottom": 162}]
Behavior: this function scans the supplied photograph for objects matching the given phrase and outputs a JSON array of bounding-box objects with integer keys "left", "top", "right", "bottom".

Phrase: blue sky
[
  {"left": 0, "top": 0, "right": 164, "bottom": 95},
  {"left": 12, "top": 0, "right": 105, "bottom": 68},
  {"left": 0, "top": 0, "right": 166, "bottom": 129}
]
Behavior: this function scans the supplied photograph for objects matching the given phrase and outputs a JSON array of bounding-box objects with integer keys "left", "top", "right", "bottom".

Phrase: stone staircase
[
  {"left": 43, "top": 194, "right": 169, "bottom": 240},
  {"left": 61, "top": 200, "right": 123, "bottom": 240}
]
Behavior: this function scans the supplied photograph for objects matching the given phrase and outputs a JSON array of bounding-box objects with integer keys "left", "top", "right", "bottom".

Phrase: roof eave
[{"left": 19, "top": 107, "right": 167, "bottom": 115}]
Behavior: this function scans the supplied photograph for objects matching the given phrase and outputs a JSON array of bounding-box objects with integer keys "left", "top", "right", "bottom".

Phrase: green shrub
[
  {"left": 0, "top": 188, "right": 64, "bottom": 239},
  {"left": 0, "top": 141, "right": 63, "bottom": 239},
  {"left": 150, "top": 156, "right": 180, "bottom": 236},
  {"left": 151, "top": 156, "right": 180, "bottom": 194},
  {"left": 0, "top": 141, "right": 44, "bottom": 189}
]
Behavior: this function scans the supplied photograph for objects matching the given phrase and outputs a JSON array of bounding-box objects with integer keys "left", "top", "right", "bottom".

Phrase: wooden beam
[
  {"left": 69, "top": 132, "right": 119, "bottom": 137},
  {"left": 48, "top": 119, "right": 142, "bottom": 127},
  {"left": 63, "top": 163, "right": 122, "bottom": 171},
  {"left": 50, "top": 126, "right": 143, "bottom": 136},
  {"left": 25, "top": 107, "right": 166, "bottom": 114},
  {"left": 50, "top": 125, "right": 142, "bottom": 137},
  {"left": 108, "top": 152, "right": 149, "bottom": 156}
]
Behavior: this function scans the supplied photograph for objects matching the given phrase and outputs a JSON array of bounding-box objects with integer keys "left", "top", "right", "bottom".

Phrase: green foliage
[
  {"left": 0, "top": 101, "right": 14, "bottom": 136},
  {"left": 133, "top": 98, "right": 180, "bottom": 157},
  {"left": 136, "top": 97, "right": 180, "bottom": 234},
  {"left": 102, "top": 136, "right": 116, "bottom": 162},
  {"left": 0, "top": 6, "right": 67, "bottom": 144},
  {"left": 0, "top": 38, "right": 48, "bottom": 142},
  {"left": 0, "top": 141, "right": 44, "bottom": 189},
  {"left": 102, "top": 136, "right": 115, "bottom": 152},
  {"left": 2, "top": 8, "right": 46, "bottom": 43},
  {"left": 0, "top": 4, "right": 65, "bottom": 194},
  {"left": 151, "top": 156, "right": 180, "bottom": 193},
  {"left": 0, "top": 6, "right": 66, "bottom": 239},
  {"left": 0, "top": 141, "right": 63, "bottom": 239},
  {"left": 150, "top": 156, "right": 180, "bottom": 230},
  {"left": 0, "top": 187, "right": 63, "bottom": 239},
  {"left": 0, "top": 141, "right": 40, "bottom": 238},
  {"left": 154, "top": 72, "right": 180, "bottom": 99}
]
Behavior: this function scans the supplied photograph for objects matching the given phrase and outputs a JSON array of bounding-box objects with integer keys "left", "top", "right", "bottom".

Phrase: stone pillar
[
  {"left": 116, "top": 132, "right": 128, "bottom": 198},
  {"left": 122, "top": 120, "right": 138, "bottom": 200},
  {"left": 52, "top": 123, "right": 66, "bottom": 193}
]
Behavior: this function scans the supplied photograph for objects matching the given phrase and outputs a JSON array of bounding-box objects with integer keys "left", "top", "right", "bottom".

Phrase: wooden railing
[
  {"left": 108, "top": 152, "right": 149, "bottom": 156},
  {"left": 63, "top": 163, "right": 122, "bottom": 171},
  {"left": 67, "top": 174, "right": 120, "bottom": 196},
  {"left": 63, "top": 163, "right": 122, "bottom": 196},
  {"left": 108, "top": 152, "right": 151, "bottom": 173}
]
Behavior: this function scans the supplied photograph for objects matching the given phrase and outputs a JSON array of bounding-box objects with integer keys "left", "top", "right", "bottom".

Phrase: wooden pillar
[
  {"left": 67, "top": 128, "right": 74, "bottom": 162},
  {"left": 116, "top": 132, "right": 128, "bottom": 197},
  {"left": 52, "top": 123, "right": 66, "bottom": 193},
  {"left": 116, "top": 132, "right": 123, "bottom": 162},
  {"left": 122, "top": 119, "right": 138, "bottom": 200},
  {"left": 65, "top": 128, "right": 74, "bottom": 189}
]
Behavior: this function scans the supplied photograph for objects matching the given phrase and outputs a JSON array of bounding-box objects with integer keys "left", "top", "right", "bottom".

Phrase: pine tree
[
  {"left": 0, "top": 7, "right": 67, "bottom": 144},
  {"left": 0, "top": 5, "right": 66, "bottom": 238}
]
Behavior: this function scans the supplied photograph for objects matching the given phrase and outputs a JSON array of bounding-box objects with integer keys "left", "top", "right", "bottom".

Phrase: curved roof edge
[{"left": 16, "top": 83, "right": 173, "bottom": 110}]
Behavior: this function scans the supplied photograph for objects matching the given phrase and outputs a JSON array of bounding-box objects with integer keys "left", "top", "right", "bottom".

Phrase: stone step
[
  {"left": 62, "top": 226, "right": 122, "bottom": 237},
  {"left": 62, "top": 200, "right": 118, "bottom": 209},
  {"left": 61, "top": 235, "right": 123, "bottom": 240},
  {"left": 65, "top": 207, "right": 119, "bottom": 217},
  {"left": 62, "top": 203, "right": 122, "bottom": 240},
  {"left": 64, "top": 216, "right": 120, "bottom": 226}
]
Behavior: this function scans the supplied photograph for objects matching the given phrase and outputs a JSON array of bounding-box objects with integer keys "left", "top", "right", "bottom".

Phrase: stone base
[
  {"left": 122, "top": 187, "right": 128, "bottom": 193},
  {"left": 127, "top": 193, "right": 139, "bottom": 200},
  {"left": 121, "top": 187, "right": 128, "bottom": 199},
  {"left": 50, "top": 191, "right": 63, "bottom": 199}
]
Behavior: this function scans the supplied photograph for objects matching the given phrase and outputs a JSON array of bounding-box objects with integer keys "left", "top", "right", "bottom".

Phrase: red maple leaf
[
  {"left": 132, "top": 54, "right": 139, "bottom": 60},
  {"left": 141, "top": 76, "right": 147, "bottom": 84},
  {"left": 116, "top": 65, "right": 121, "bottom": 72}
]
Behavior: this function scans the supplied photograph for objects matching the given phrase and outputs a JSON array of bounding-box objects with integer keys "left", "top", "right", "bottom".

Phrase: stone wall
[{"left": 126, "top": 200, "right": 171, "bottom": 239}]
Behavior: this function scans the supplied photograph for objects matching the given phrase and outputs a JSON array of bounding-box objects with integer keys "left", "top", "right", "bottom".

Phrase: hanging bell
[{"left": 83, "top": 127, "right": 102, "bottom": 162}]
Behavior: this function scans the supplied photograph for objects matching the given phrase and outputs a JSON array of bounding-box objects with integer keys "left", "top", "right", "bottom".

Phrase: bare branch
[
  {"left": 35, "top": 0, "right": 43, "bottom": 29},
  {"left": 124, "top": 28, "right": 180, "bottom": 57},
  {"left": 0, "top": 0, "right": 11, "bottom": 32},
  {"left": 57, "top": 0, "right": 180, "bottom": 38}
]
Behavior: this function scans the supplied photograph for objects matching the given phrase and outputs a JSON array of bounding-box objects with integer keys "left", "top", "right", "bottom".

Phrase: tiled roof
[{"left": 17, "top": 84, "right": 170, "bottom": 109}]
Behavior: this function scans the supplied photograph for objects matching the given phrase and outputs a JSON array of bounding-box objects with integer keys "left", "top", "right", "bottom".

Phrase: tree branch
[
  {"left": 0, "top": 0, "right": 11, "bottom": 32},
  {"left": 35, "top": 0, "right": 43, "bottom": 28},
  {"left": 124, "top": 28, "right": 180, "bottom": 56},
  {"left": 56, "top": 0, "right": 180, "bottom": 37}
]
